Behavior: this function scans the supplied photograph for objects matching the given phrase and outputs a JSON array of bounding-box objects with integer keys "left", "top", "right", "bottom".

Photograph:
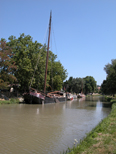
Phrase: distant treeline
[{"left": 63, "top": 76, "right": 98, "bottom": 94}]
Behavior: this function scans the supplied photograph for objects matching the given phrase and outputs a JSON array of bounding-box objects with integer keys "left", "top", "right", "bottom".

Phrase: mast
[{"left": 44, "top": 12, "right": 52, "bottom": 94}]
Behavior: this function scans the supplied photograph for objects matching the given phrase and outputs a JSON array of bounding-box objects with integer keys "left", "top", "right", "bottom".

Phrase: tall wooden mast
[{"left": 44, "top": 12, "right": 52, "bottom": 94}]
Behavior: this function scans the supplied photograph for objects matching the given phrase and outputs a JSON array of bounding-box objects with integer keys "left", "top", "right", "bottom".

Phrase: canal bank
[{"left": 66, "top": 102, "right": 116, "bottom": 154}]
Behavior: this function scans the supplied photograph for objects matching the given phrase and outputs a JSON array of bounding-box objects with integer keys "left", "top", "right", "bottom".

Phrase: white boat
[
  {"left": 77, "top": 93, "right": 85, "bottom": 98},
  {"left": 66, "top": 93, "right": 74, "bottom": 101}
]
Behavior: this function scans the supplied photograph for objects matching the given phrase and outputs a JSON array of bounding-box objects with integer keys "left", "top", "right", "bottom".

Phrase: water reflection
[
  {"left": 0, "top": 96, "right": 111, "bottom": 154},
  {"left": 96, "top": 101, "right": 103, "bottom": 108},
  {"left": 78, "top": 97, "right": 85, "bottom": 102},
  {"left": 36, "top": 108, "right": 39, "bottom": 114}
]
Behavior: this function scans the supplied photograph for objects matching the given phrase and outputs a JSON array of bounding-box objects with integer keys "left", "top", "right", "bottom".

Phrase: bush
[
  {"left": 0, "top": 98, "right": 19, "bottom": 104},
  {"left": 110, "top": 99, "right": 116, "bottom": 104},
  {"left": 104, "top": 96, "right": 112, "bottom": 102},
  {"left": 10, "top": 98, "right": 19, "bottom": 104}
]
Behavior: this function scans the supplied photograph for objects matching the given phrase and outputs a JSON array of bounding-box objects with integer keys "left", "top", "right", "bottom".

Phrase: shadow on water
[{"left": 86, "top": 96, "right": 112, "bottom": 108}]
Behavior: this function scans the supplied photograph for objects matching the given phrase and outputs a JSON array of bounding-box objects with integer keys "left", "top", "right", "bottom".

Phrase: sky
[{"left": 1, "top": 0, "right": 116, "bottom": 86}]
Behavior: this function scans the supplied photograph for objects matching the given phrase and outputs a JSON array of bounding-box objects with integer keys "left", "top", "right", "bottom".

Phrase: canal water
[{"left": 0, "top": 96, "right": 110, "bottom": 154}]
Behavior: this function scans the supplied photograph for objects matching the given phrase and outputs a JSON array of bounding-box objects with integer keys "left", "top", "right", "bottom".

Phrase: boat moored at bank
[
  {"left": 66, "top": 93, "right": 74, "bottom": 101},
  {"left": 23, "top": 12, "right": 66, "bottom": 104}
]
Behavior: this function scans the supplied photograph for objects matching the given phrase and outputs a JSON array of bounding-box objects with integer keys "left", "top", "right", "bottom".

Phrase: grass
[
  {"left": 86, "top": 94, "right": 101, "bottom": 97},
  {"left": 0, "top": 98, "right": 19, "bottom": 104},
  {"left": 64, "top": 102, "right": 116, "bottom": 154}
]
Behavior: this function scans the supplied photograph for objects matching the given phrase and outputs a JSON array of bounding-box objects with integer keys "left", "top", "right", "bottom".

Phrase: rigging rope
[
  {"left": 52, "top": 21, "right": 59, "bottom": 60},
  {"left": 50, "top": 29, "right": 53, "bottom": 91},
  {"left": 29, "top": 16, "right": 59, "bottom": 91},
  {"left": 29, "top": 22, "right": 49, "bottom": 89},
  {"left": 50, "top": 21, "right": 61, "bottom": 91}
]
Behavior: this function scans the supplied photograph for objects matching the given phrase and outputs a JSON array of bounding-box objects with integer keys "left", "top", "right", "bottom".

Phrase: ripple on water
[{"left": 0, "top": 98, "right": 111, "bottom": 154}]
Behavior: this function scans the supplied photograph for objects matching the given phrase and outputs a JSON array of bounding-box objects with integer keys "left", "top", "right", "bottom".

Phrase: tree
[
  {"left": 0, "top": 40, "right": 17, "bottom": 89},
  {"left": 101, "top": 80, "right": 109, "bottom": 95},
  {"left": 53, "top": 75, "right": 63, "bottom": 90},
  {"left": 83, "top": 76, "right": 97, "bottom": 94},
  {"left": 101, "top": 59, "right": 116, "bottom": 96},
  {"left": 63, "top": 77, "right": 84, "bottom": 94},
  {"left": 7, "top": 33, "right": 43, "bottom": 91},
  {"left": 7, "top": 33, "right": 68, "bottom": 92},
  {"left": 50, "top": 60, "right": 68, "bottom": 91},
  {"left": 64, "top": 76, "right": 73, "bottom": 92},
  {"left": 72, "top": 78, "right": 84, "bottom": 94}
]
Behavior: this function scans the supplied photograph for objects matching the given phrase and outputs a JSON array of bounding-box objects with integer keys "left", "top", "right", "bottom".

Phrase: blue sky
[{"left": 1, "top": 0, "right": 116, "bottom": 86}]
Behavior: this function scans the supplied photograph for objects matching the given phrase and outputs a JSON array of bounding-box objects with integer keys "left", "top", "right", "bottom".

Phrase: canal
[{"left": 0, "top": 96, "right": 111, "bottom": 154}]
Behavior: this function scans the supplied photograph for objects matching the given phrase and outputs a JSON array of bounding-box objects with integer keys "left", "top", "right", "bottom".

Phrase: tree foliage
[
  {"left": 101, "top": 59, "right": 116, "bottom": 96},
  {"left": 0, "top": 40, "right": 17, "bottom": 89},
  {"left": 64, "top": 77, "right": 85, "bottom": 94},
  {"left": 6, "top": 33, "right": 67, "bottom": 92},
  {"left": 64, "top": 76, "right": 97, "bottom": 94},
  {"left": 83, "top": 76, "right": 97, "bottom": 94}
]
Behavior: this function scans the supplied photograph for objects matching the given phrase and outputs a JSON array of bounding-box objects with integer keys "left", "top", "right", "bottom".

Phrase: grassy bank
[
  {"left": 65, "top": 102, "right": 116, "bottom": 154},
  {"left": 0, "top": 98, "right": 19, "bottom": 104}
]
